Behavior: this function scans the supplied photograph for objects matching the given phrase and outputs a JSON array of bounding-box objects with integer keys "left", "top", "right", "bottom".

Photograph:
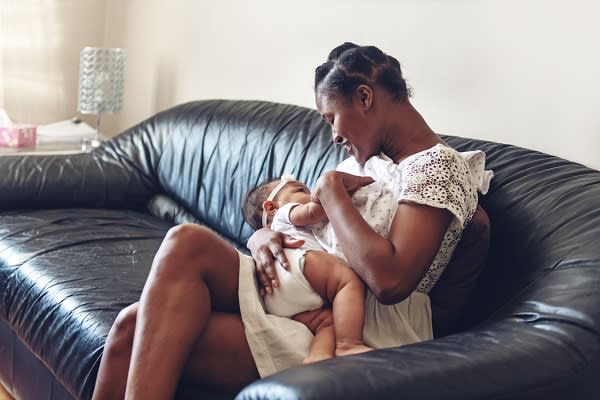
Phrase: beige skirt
[{"left": 237, "top": 251, "right": 433, "bottom": 377}]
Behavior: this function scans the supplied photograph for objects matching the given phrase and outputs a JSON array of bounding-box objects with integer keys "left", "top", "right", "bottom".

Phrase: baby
[{"left": 242, "top": 174, "right": 373, "bottom": 363}]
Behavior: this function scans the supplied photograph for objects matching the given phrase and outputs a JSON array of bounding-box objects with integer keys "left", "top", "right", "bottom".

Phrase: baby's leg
[
  {"left": 302, "top": 251, "right": 373, "bottom": 357},
  {"left": 292, "top": 307, "right": 335, "bottom": 363}
]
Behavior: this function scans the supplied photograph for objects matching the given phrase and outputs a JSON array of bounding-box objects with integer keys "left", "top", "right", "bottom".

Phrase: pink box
[{"left": 0, "top": 125, "right": 37, "bottom": 148}]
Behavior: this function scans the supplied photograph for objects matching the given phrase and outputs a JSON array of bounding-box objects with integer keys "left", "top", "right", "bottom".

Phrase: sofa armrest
[
  {"left": 237, "top": 317, "right": 598, "bottom": 400},
  {"left": 0, "top": 149, "right": 157, "bottom": 210},
  {"left": 239, "top": 254, "right": 600, "bottom": 399}
]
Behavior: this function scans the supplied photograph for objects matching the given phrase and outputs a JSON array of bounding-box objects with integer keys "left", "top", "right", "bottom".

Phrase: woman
[{"left": 92, "top": 42, "right": 491, "bottom": 400}]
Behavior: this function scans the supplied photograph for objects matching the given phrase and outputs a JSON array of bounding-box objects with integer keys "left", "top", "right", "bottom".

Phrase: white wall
[
  {"left": 0, "top": 11, "right": 3, "bottom": 110},
  {"left": 2, "top": 1, "right": 598, "bottom": 170},
  {"left": 105, "top": 0, "right": 599, "bottom": 170},
  {"left": 0, "top": 42, "right": 3, "bottom": 108},
  {"left": 0, "top": 0, "right": 114, "bottom": 130}
]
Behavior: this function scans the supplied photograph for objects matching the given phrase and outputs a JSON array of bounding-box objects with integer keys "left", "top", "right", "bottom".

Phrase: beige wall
[
  {"left": 0, "top": 0, "right": 118, "bottom": 133},
  {"left": 2, "top": 0, "right": 599, "bottom": 170}
]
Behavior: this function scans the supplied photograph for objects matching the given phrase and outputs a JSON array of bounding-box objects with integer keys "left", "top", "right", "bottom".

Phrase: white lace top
[{"left": 337, "top": 144, "right": 493, "bottom": 293}]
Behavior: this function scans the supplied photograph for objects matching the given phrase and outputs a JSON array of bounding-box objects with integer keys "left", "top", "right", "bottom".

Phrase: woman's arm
[
  {"left": 313, "top": 171, "right": 452, "bottom": 304},
  {"left": 288, "top": 202, "right": 327, "bottom": 227}
]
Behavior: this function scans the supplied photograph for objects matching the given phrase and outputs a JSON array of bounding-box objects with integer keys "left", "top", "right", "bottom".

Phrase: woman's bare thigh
[
  {"left": 158, "top": 223, "right": 242, "bottom": 313},
  {"left": 195, "top": 230, "right": 242, "bottom": 313}
]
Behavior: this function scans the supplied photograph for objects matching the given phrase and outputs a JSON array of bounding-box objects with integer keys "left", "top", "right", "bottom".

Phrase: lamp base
[{"left": 80, "top": 135, "right": 104, "bottom": 151}]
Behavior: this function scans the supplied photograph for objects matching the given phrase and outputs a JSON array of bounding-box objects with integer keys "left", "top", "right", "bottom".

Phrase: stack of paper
[{"left": 36, "top": 118, "right": 96, "bottom": 144}]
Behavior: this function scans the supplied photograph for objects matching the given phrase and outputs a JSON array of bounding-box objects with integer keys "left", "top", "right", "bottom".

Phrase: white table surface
[{"left": 0, "top": 141, "right": 87, "bottom": 156}]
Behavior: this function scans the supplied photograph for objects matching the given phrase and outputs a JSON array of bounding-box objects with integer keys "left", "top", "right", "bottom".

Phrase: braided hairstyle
[{"left": 314, "top": 42, "right": 411, "bottom": 102}]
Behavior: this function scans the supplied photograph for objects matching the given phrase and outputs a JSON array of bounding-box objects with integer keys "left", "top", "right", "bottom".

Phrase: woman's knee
[
  {"left": 154, "top": 224, "right": 224, "bottom": 276},
  {"left": 163, "top": 224, "right": 216, "bottom": 252}
]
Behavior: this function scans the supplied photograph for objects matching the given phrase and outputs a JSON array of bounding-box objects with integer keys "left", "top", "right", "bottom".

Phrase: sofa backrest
[
  {"left": 104, "top": 99, "right": 600, "bottom": 330},
  {"left": 445, "top": 137, "right": 600, "bottom": 326},
  {"left": 108, "top": 100, "right": 346, "bottom": 246}
]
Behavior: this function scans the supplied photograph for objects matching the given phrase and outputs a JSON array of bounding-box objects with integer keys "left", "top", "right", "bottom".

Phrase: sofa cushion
[
  {"left": 0, "top": 208, "right": 171, "bottom": 399},
  {"left": 430, "top": 203, "right": 491, "bottom": 336}
]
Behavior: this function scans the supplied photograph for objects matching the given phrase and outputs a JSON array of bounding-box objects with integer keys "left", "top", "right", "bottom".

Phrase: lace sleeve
[{"left": 399, "top": 145, "right": 477, "bottom": 226}]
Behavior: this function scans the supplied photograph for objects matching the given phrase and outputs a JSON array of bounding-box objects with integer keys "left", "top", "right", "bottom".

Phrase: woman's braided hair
[{"left": 314, "top": 42, "right": 411, "bottom": 102}]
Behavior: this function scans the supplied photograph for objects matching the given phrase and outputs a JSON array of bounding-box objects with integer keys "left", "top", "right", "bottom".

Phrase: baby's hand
[{"left": 313, "top": 171, "right": 374, "bottom": 201}]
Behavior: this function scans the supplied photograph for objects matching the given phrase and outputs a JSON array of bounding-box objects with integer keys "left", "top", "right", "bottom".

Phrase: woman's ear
[{"left": 356, "top": 85, "right": 373, "bottom": 110}]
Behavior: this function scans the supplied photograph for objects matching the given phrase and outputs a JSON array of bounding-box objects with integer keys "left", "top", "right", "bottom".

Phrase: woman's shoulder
[
  {"left": 403, "top": 144, "right": 493, "bottom": 195},
  {"left": 403, "top": 143, "right": 463, "bottom": 166},
  {"left": 401, "top": 144, "right": 477, "bottom": 185}
]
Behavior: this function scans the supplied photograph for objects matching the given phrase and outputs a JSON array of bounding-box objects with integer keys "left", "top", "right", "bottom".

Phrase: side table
[{"left": 0, "top": 141, "right": 87, "bottom": 156}]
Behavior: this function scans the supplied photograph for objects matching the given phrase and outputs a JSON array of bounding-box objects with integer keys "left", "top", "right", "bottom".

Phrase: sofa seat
[{"left": 0, "top": 209, "right": 169, "bottom": 399}]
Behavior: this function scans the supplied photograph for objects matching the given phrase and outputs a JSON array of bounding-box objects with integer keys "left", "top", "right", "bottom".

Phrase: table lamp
[{"left": 77, "top": 47, "right": 126, "bottom": 150}]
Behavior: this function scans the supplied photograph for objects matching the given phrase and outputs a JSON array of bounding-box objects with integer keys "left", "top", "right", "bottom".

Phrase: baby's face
[{"left": 273, "top": 181, "right": 312, "bottom": 205}]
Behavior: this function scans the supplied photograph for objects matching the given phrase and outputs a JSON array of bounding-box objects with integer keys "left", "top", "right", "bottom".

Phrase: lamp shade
[{"left": 77, "top": 47, "right": 126, "bottom": 114}]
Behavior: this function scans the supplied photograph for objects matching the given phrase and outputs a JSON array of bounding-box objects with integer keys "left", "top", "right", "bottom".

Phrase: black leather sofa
[{"left": 0, "top": 99, "right": 598, "bottom": 400}]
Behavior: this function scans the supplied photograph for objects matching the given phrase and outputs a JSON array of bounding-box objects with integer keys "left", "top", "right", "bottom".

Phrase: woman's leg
[
  {"left": 302, "top": 251, "right": 372, "bottom": 357},
  {"left": 181, "top": 311, "right": 258, "bottom": 390},
  {"left": 92, "top": 303, "right": 138, "bottom": 400},
  {"left": 93, "top": 305, "right": 258, "bottom": 400},
  {"left": 92, "top": 223, "right": 258, "bottom": 400}
]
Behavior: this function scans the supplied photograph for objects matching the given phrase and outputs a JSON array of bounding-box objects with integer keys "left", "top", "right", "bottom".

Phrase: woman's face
[{"left": 315, "top": 89, "right": 378, "bottom": 166}]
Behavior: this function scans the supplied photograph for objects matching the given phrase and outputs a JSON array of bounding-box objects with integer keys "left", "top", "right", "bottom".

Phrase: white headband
[{"left": 261, "top": 174, "right": 296, "bottom": 228}]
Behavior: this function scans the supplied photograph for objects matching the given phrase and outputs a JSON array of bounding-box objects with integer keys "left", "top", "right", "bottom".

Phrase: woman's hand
[
  {"left": 311, "top": 171, "right": 374, "bottom": 203},
  {"left": 247, "top": 228, "right": 304, "bottom": 296}
]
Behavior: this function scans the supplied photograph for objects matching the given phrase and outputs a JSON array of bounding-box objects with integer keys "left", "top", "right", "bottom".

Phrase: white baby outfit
[
  {"left": 263, "top": 178, "right": 399, "bottom": 318},
  {"left": 262, "top": 204, "right": 324, "bottom": 318},
  {"left": 238, "top": 144, "right": 493, "bottom": 377}
]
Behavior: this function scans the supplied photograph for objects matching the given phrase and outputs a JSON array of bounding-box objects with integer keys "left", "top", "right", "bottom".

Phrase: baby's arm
[{"left": 288, "top": 202, "right": 327, "bottom": 227}]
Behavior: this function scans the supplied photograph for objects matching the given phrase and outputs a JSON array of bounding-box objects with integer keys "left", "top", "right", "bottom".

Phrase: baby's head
[{"left": 242, "top": 175, "right": 311, "bottom": 230}]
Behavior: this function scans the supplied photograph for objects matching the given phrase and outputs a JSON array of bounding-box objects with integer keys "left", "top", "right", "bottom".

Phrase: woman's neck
[{"left": 381, "top": 101, "right": 443, "bottom": 164}]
